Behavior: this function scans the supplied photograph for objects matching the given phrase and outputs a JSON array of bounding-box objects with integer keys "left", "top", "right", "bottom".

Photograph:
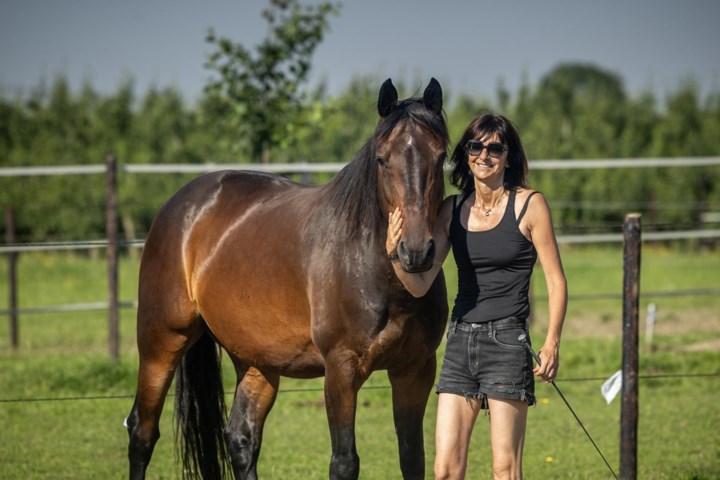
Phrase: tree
[
  {"left": 286, "top": 75, "right": 377, "bottom": 165},
  {"left": 530, "top": 63, "right": 627, "bottom": 159},
  {"left": 204, "top": 0, "right": 339, "bottom": 163}
]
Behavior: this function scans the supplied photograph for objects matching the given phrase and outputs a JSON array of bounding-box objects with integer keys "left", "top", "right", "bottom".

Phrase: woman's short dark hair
[{"left": 449, "top": 112, "right": 529, "bottom": 194}]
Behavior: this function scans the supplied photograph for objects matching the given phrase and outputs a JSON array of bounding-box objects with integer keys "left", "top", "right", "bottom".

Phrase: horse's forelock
[{"left": 376, "top": 99, "right": 449, "bottom": 144}]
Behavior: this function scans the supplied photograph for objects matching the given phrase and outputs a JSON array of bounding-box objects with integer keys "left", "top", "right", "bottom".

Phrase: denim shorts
[{"left": 436, "top": 316, "right": 536, "bottom": 409}]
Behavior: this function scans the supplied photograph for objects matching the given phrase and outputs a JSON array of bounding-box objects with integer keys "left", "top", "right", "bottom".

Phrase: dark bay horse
[{"left": 126, "top": 78, "right": 449, "bottom": 480}]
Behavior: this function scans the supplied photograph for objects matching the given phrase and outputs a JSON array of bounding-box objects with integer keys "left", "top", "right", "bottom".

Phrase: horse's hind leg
[
  {"left": 127, "top": 323, "right": 200, "bottom": 479},
  {"left": 225, "top": 363, "right": 280, "bottom": 480},
  {"left": 388, "top": 355, "right": 437, "bottom": 480}
]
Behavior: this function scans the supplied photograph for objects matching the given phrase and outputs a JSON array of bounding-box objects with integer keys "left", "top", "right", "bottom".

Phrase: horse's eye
[{"left": 376, "top": 157, "right": 388, "bottom": 168}]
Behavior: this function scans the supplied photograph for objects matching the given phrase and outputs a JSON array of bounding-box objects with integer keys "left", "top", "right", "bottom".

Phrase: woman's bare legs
[
  {"left": 434, "top": 393, "right": 482, "bottom": 480},
  {"left": 488, "top": 397, "right": 528, "bottom": 480},
  {"left": 434, "top": 393, "right": 528, "bottom": 480}
]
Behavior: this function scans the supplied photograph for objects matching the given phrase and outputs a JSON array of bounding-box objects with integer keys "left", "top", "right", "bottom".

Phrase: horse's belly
[
  {"left": 224, "top": 332, "right": 325, "bottom": 378},
  {"left": 195, "top": 272, "right": 325, "bottom": 377},
  {"left": 203, "top": 310, "right": 325, "bottom": 377}
]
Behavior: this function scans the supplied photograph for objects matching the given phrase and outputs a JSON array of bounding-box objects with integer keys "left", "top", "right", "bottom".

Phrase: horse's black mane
[{"left": 325, "top": 98, "right": 449, "bottom": 241}]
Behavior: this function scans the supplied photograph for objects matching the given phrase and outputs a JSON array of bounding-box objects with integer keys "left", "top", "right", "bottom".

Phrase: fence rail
[
  {"left": 4, "top": 289, "right": 720, "bottom": 317},
  {"left": 2, "top": 228, "right": 719, "bottom": 255},
  {"left": 1, "top": 156, "right": 720, "bottom": 177}
]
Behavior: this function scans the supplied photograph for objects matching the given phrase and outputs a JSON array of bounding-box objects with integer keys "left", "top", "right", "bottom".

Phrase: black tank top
[{"left": 450, "top": 189, "right": 539, "bottom": 323}]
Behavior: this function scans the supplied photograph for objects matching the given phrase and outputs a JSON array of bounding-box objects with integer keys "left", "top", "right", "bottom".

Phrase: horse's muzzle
[{"left": 397, "top": 239, "right": 435, "bottom": 273}]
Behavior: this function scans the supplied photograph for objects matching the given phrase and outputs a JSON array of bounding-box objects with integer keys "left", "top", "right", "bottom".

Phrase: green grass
[{"left": 0, "top": 246, "right": 719, "bottom": 478}]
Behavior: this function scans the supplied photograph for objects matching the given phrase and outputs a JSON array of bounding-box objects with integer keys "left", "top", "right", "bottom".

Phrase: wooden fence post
[
  {"left": 621, "top": 213, "right": 641, "bottom": 479},
  {"left": 5, "top": 207, "right": 18, "bottom": 349},
  {"left": 106, "top": 156, "right": 119, "bottom": 361}
]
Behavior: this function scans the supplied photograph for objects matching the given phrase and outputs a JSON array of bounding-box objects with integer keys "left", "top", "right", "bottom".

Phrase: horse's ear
[
  {"left": 423, "top": 78, "right": 443, "bottom": 115},
  {"left": 378, "top": 78, "right": 398, "bottom": 117}
]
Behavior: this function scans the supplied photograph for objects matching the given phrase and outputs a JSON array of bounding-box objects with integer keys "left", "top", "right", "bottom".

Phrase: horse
[{"left": 126, "top": 78, "right": 450, "bottom": 480}]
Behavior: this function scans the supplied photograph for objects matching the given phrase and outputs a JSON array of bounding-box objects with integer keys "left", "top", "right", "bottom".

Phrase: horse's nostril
[
  {"left": 397, "top": 239, "right": 436, "bottom": 273},
  {"left": 397, "top": 240, "right": 407, "bottom": 256},
  {"left": 426, "top": 239, "right": 435, "bottom": 260}
]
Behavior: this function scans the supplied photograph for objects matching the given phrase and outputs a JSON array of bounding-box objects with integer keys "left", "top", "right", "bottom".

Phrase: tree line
[{"left": 1, "top": 0, "right": 718, "bottom": 243}]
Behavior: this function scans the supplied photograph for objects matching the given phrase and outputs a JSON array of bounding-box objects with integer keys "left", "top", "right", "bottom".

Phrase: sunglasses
[{"left": 465, "top": 140, "right": 507, "bottom": 158}]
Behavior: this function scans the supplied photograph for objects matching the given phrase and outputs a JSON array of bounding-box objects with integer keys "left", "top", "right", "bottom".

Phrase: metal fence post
[
  {"left": 621, "top": 213, "right": 641, "bottom": 479},
  {"left": 5, "top": 207, "right": 18, "bottom": 348},
  {"left": 106, "top": 156, "right": 119, "bottom": 361}
]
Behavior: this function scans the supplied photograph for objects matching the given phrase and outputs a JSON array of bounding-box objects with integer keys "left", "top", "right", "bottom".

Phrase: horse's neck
[
  {"left": 304, "top": 188, "right": 407, "bottom": 303},
  {"left": 316, "top": 170, "right": 384, "bottom": 243}
]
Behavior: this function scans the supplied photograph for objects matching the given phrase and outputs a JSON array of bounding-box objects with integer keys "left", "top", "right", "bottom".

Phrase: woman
[{"left": 386, "top": 113, "right": 567, "bottom": 479}]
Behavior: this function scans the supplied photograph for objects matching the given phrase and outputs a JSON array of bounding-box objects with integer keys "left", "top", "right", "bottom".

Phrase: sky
[{"left": 1, "top": 0, "right": 719, "bottom": 106}]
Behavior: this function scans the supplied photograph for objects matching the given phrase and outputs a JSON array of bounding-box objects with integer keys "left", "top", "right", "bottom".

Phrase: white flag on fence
[{"left": 600, "top": 370, "right": 622, "bottom": 404}]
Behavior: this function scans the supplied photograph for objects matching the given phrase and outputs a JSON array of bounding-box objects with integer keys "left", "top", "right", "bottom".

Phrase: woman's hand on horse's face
[{"left": 386, "top": 207, "right": 404, "bottom": 254}]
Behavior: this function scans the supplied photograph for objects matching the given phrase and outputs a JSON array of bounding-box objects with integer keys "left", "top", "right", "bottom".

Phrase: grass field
[{"left": 0, "top": 245, "right": 719, "bottom": 479}]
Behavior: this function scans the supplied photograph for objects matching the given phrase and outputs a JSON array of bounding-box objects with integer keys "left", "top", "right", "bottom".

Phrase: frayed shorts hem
[{"left": 435, "top": 387, "right": 536, "bottom": 410}]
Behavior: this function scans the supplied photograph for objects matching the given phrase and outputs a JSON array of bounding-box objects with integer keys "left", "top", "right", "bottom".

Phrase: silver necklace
[
  {"left": 470, "top": 204, "right": 494, "bottom": 217},
  {"left": 473, "top": 190, "right": 505, "bottom": 218}
]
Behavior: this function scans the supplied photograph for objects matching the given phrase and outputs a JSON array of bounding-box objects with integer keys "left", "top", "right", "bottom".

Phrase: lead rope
[{"left": 519, "top": 334, "right": 619, "bottom": 480}]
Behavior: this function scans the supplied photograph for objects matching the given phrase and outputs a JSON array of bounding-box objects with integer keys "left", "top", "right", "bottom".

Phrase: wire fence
[
  {"left": 1, "top": 226, "right": 719, "bottom": 317},
  {"left": 2, "top": 159, "right": 719, "bottom": 367},
  {"left": 2, "top": 165, "right": 718, "bottom": 478},
  {"left": 1, "top": 372, "right": 717, "bottom": 404},
  {"left": 1, "top": 230, "right": 719, "bottom": 319}
]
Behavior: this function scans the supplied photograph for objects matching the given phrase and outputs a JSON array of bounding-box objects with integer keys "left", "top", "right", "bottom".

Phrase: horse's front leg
[
  {"left": 225, "top": 364, "right": 280, "bottom": 480},
  {"left": 388, "top": 354, "right": 437, "bottom": 480},
  {"left": 324, "top": 349, "right": 364, "bottom": 480}
]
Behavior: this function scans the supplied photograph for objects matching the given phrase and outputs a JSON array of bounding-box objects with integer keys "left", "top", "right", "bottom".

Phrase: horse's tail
[{"left": 174, "top": 330, "right": 230, "bottom": 480}]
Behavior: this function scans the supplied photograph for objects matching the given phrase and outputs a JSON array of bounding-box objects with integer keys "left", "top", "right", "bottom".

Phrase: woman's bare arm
[
  {"left": 386, "top": 197, "right": 453, "bottom": 298},
  {"left": 524, "top": 192, "right": 568, "bottom": 382}
]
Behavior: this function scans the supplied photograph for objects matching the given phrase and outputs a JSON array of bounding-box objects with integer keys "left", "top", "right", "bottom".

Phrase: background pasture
[
  {"left": 3, "top": 3, "right": 719, "bottom": 477},
  {"left": 1, "top": 245, "right": 718, "bottom": 478}
]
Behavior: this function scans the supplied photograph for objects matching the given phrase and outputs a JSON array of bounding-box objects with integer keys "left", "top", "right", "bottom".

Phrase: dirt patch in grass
[
  {"left": 531, "top": 307, "right": 720, "bottom": 343},
  {"left": 677, "top": 338, "right": 720, "bottom": 352}
]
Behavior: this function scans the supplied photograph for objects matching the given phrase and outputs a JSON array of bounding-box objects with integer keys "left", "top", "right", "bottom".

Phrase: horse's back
[
  {"left": 151, "top": 170, "right": 302, "bottom": 229},
  {"left": 141, "top": 169, "right": 303, "bottom": 275}
]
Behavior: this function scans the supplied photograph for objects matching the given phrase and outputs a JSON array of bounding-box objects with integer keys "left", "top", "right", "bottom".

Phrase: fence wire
[{"left": 0, "top": 372, "right": 717, "bottom": 404}]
